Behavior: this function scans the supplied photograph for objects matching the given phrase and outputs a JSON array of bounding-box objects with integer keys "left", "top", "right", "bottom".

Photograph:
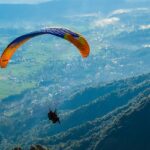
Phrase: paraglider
[
  {"left": 0, "top": 27, "right": 90, "bottom": 68},
  {"left": 0, "top": 27, "right": 90, "bottom": 125},
  {"left": 48, "top": 109, "right": 60, "bottom": 124}
]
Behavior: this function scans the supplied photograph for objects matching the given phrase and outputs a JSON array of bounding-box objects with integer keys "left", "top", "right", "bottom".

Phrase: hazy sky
[
  {"left": 0, "top": 0, "right": 148, "bottom": 4},
  {"left": 0, "top": 0, "right": 51, "bottom": 4}
]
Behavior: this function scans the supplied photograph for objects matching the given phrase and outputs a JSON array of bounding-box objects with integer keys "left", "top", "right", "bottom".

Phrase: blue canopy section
[{"left": 8, "top": 28, "right": 80, "bottom": 48}]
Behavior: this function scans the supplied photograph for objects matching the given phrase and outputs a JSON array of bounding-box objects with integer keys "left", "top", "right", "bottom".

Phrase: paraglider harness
[{"left": 48, "top": 109, "right": 60, "bottom": 124}]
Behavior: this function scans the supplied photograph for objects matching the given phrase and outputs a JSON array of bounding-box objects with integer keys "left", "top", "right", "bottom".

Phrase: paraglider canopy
[{"left": 0, "top": 27, "right": 90, "bottom": 68}]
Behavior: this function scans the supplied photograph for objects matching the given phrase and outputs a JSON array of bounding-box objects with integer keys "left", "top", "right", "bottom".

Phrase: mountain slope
[
  {"left": 3, "top": 73, "right": 149, "bottom": 149},
  {"left": 43, "top": 88, "right": 150, "bottom": 150},
  {"left": 0, "top": 73, "right": 149, "bottom": 149},
  {"left": 95, "top": 90, "right": 150, "bottom": 150}
]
